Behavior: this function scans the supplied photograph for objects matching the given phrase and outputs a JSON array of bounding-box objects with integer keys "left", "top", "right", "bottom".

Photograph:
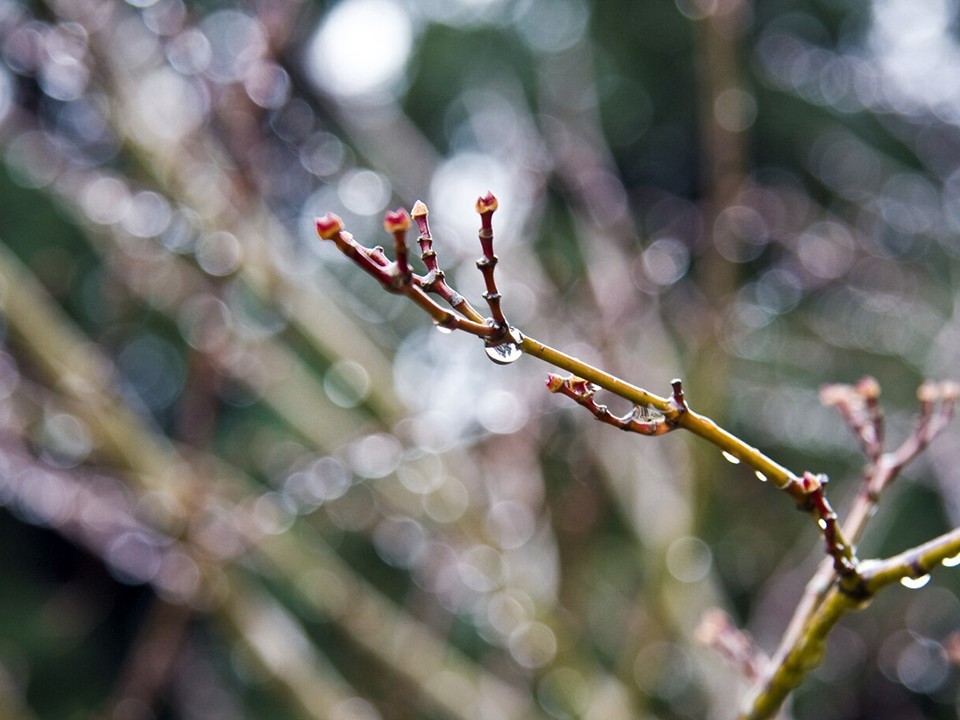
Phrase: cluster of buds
[
  {"left": 821, "top": 376, "right": 960, "bottom": 501},
  {"left": 315, "top": 193, "right": 520, "bottom": 358},
  {"left": 819, "top": 376, "right": 884, "bottom": 461}
]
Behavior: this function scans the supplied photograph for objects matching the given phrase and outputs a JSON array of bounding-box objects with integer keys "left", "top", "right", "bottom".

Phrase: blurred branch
[
  {"left": 0, "top": 237, "right": 544, "bottom": 720},
  {"left": 741, "top": 526, "right": 960, "bottom": 720},
  {"left": 754, "top": 378, "right": 960, "bottom": 717},
  {"left": 98, "top": 600, "right": 193, "bottom": 720},
  {"left": 67, "top": 0, "right": 405, "bottom": 423},
  {"left": 0, "top": 662, "right": 38, "bottom": 720},
  {"left": 216, "top": 574, "right": 363, "bottom": 719}
]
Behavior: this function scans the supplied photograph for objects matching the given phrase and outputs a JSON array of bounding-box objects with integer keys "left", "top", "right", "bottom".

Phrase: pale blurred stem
[
  {"left": 0, "top": 240, "right": 543, "bottom": 720},
  {"left": 740, "top": 527, "right": 960, "bottom": 720},
  {"left": 217, "top": 573, "right": 363, "bottom": 719},
  {"left": 0, "top": 662, "right": 39, "bottom": 720},
  {"left": 694, "top": 1, "right": 750, "bottom": 301},
  {"left": 760, "top": 385, "right": 958, "bottom": 710},
  {"left": 76, "top": 10, "right": 404, "bottom": 423}
]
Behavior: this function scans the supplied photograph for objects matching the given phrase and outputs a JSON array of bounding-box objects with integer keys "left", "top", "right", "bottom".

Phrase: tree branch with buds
[{"left": 316, "top": 193, "right": 958, "bottom": 720}]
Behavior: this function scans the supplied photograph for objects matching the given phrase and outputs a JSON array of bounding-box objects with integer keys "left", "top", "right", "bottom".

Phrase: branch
[
  {"left": 315, "top": 197, "right": 859, "bottom": 578},
  {"left": 695, "top": 608, "right": 768, "bottom": 681},
  {"left": 545, "top": 374, "right": 679, "bottom": 436},
  {"left": 315, "top": 212, "right": 496, "bottom": 338},
  {"left": 744, "top": 381, "right": 960, "bottom": 719},
  {"left": 740, "top": 526, "right": 960, "bottom": 720}
]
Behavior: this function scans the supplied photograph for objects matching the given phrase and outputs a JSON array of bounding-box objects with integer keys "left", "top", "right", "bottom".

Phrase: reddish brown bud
[
  {"left": 801, "top": 471, "right": 823, "bottom": 493},
  {"left": 384, "top": 207, "right": 411, "bottom": 234},
  {"left": 545, "top": 374, "right": 565, "bottom": 393},
  {"left": 568, "top": 377, "right": 597, "bottom": 398},
  {"left": 411, "top": 199, "right": 428, "bottom": 218},
  {"left": 856, "top": 376, "right": 881, "bottom": 400},
  {"left": 475, "top": 191, "right": 498, "bottom": 215},
  {"left": 315, "top": 213, "right": 344, "bottom": 240}
]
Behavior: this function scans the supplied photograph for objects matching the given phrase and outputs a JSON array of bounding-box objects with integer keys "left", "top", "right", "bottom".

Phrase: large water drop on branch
[{"left": 484, "top": 328, "right": 523, "bottom": 365}]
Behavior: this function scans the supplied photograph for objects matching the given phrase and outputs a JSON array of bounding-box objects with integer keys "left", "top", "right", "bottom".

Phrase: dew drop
[
  {"left": 755, "top": 470, "right": 768, "bottom": 482},
  {"left": 434, "top": 322, "right": 454, "bottom": 335},
  {"left": 483, "top": 327, "right": 524, "bottom": 366},
  {"left": 942, "top": 553, "right": 960, "bottom": 568},
  {"left": 901, "top": 575, "right": 932, "bottom": 590},
  {"left": 485, "top": 342, "right": 522, "bottom": 365},
  {"left": 818, "top": 518, "right": 828, "bottom": 530},
  {"left": 721, "top": 450, "right": 740, "bottom": 465}
]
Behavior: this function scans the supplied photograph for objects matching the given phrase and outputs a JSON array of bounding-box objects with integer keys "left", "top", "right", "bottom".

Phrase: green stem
[
  {"left": 740, "top": 526, "right": 960, "bottom": 719},
  {"left": 524, "top": 336, "right": 804, "bottom": 497}
]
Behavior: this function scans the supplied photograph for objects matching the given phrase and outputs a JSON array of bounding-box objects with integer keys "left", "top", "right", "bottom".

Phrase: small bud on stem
[
  {"left": 384, "top": 208, "right": 412, "bottom": 285},
  {"left": 474, "top": 192, "right": 508, "bottom": 331},
  {"left": 409, "top": 200, "right": 472, "bottom": 313},
  {"left": 315, "top": 207, "right": 497, "bottom": 338},
  {"left": 315, "top": 212, "right": 345, "bottom": 240}
]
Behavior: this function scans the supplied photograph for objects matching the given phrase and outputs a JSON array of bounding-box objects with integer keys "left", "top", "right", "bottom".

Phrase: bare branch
[
  {"left": 546, "top": 373, "right": 677, "bottom": 436},
  {"left": 695, "top": 608, "right": 768, "bottom": 681}
]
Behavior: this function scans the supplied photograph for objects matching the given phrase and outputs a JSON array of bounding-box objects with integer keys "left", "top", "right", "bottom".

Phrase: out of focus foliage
[{"left": 0, "top": 0, "right": 959, "bottom": 719}]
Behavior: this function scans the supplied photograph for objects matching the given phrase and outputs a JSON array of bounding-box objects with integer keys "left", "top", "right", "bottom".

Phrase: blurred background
[{"left": 0, "top": 0, "right": 959, "bottom": 718}]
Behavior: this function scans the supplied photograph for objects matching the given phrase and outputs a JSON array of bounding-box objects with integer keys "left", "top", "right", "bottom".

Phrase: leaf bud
[
  {"left": 315, "top": 213, "right": 344, "bottom": 240},
  {"left": 475, "top": 191, "right": 498, "bottom": 215},
  {"left": 384, "top": 207, "right": 411, "bottom": 234}
]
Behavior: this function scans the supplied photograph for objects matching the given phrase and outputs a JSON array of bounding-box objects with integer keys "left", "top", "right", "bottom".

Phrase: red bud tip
[
  {"left": 545, "top": 374, "right": 564, "bottom": 393},
  {"left": 315, "top": 213, "right": 344, "bottom": 240},
  {"left": 384, "top": 207, "right": 411, "bottom": 233},
  {"left": 801, "top": 471, "right": 822, "bottom": 493},
  {"left": 856, "top": 376, "right": 880, "bottom": 399},
  {"left": 475, "top": 191, "right": 498, "bottom": 215},
  {"left": 411, "top": 200, "right": 428, "bottom": 218}
]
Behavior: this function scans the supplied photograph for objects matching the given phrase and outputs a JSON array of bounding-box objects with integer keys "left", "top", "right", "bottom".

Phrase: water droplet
[
  {"left": 434, "top": 322, "right": 454, "bottom": 334},
  {"left": 484, "top": 327, "right": 523, "bottom": 365},
  {"left": 942, "top": 553, "right": 960, "bottom": 568},
  {"left": 721, "top": 450, "right": 740, "bottom": 465},
  {"left": 755, "top": 470, "right": 768, "bottom": 482},
  {"left": 818, "top": 518, "right": 828, "bottom": 530},
  {"left": 901, "top": 575, "right": 931, "bottom": 590}
]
